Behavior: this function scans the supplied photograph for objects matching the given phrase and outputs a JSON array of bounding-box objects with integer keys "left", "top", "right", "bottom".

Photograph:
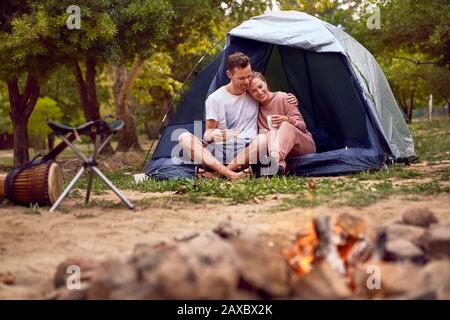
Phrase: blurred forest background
[{"left": 0, "top": 0, "right": 449, "bottom": 167}]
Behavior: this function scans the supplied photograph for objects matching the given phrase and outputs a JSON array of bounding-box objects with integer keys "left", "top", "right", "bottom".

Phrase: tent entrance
[
  {"left": 145, "top": 36, "right": 388, "bottom": 178},
  {"left": 263, "top": 45, "right": 371, "bottom": 153}
]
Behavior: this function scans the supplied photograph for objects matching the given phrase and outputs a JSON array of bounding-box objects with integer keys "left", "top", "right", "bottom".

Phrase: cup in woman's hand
[
  {"left": 270, "top": 115, "right": 285, "bottom": 128},
  {"left": 267, "top": 115, "right": 273, "bottom": 129}
]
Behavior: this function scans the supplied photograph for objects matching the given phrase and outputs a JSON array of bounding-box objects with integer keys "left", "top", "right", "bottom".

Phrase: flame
[
  {"left": 283, "top": 215, "right": 371, "bottom": 276},
  {"left": 282, "top": 223, "right": 318, "bottom": 275}
]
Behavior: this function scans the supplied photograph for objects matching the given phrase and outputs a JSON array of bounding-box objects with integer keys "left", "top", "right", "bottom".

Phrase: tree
[
  {"left": 0, "top": 83, "right": 12, "bottom": 135},
  {"left": 347, "top": 0, "right": 450, "bottom": 121},
  {"left": 371, "top": 0, "right": 449, "bottom": 67},
  {"left": 46, "top": 0, "right": 174, "bottom": 152},
  {"left": 131, "top": 0, "right": 272, "bottom": 137},
  {"left": 28, "top": 97, "right": 63, "bottom": 151},
  {"left": 131, "top": 52, "right": 182, "bottom": 139},
  {"left": 0, "top": 2, "right": 53, "bottom": 166},
  {"left": 0, "top": 0, "right": 116, "bottom": 165},
  {"left": 106, "top": 0, "right": 173, "bottom": 152},
  {"left": 38, "top": 0, "right": 118, "bottom": 155}
]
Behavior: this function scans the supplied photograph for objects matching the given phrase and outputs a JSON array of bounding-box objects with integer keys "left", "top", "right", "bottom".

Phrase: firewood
[
  {"left": 313, "top": 216, "right": 345, "bottom": 275},
  {"left": 291, "top": 261, "right": 353, "bottom": 299}
]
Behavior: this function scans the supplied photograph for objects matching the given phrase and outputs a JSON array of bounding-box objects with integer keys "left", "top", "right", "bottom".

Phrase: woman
[{"left": 248, "top": 72, "right": 316, "bottom": 174}]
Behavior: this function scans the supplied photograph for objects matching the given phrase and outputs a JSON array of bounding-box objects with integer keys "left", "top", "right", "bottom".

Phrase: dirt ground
[{"left": 0, "top": 183, "right": 449, "bottom": 299}]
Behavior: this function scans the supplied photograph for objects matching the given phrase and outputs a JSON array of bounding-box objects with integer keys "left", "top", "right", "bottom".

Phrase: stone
[
  {"left": 232, "top": 239, "right": 290, "bottom": 298},
  {"left": 421, "top": 260, "right": 450, "bottom": 300},
  {"left": 213, "top": 220, "right": 240, "bottom": 239},
  {"left": 385, "top": 239, "right": 426, "bottom": 263},
  {"left": 0, "top": 271, "right": 15, "bottom": 285},
  {"left": 385, "top": 224, "right": 426, "bottom": 247},
  {"left": 132, "top": 241, "right": 168, "bottom": 256},
  {"left": 424, "top": 224, "right": 450, "bottom": 259},
  {"left": 335, "top": 213, "right": 368, "bottom": 239},
  {"left": 87, "top": 260, "right": 138, "bottom": 299},
  {"left": 53, "top": 257, "right": 98, "bottom": 289},
  {"left": 133, "top": 234, "right": 240, "bottom": 299},
  {"left": 174, "top": 231, "right": 199, "bottom": 242},
  {"left": 402, "top": 208, "right": 438, "bottom": 228},
  {"left": 353, "top": 261, "right": 425, "bottom": 298},
  {"left": 108, "top": 282, "right": 158, "bottom": 300},
  {"left": 291, "top": 261, "right": 353, "bottom": 300},
  {"left": 390, "top": 289, "right": 437, "bottom": 300},
  {"left": 56, "top": 284, "right": 90, "bottom": 300}
]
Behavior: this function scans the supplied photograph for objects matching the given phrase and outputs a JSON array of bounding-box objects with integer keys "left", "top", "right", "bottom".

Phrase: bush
[{"left": 28, "top": 97, "right": 63, "bottom": 151}]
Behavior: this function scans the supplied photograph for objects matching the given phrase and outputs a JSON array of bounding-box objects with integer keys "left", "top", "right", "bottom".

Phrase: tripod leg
[
  {"left": 85, "top": 169, "right": 94, "bottom": 204},
  {"left": 91, "top": 166, "right": 134, "bottom": 209},
  {"left": 50, "top": 166, "right": 85, "bottom": 212}
]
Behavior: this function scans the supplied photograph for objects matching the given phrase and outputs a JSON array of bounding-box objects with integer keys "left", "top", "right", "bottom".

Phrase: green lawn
[
  {"left": 2, "top": 118, "right": 449, "bottom": 208},
  {"left": 73, "top": 117, "right": 450, "bottom": 208}
]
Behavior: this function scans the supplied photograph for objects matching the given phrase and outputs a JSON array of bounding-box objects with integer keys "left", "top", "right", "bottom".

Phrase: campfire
[
  {"left": 282, "top": 214, "right": 385, "bottom": 291},
  {"left": 43, "top": 209, "right": 448, "bottom": 300}
]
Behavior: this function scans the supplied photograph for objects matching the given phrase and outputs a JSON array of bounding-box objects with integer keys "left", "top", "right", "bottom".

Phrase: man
[{"left": 178, "top": 52, "right": 295, "bottom": 180}]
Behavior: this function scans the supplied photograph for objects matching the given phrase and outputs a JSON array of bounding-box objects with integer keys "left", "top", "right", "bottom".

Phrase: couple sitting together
[{"left": 178, "top": 52, "right": 316, "bottom": 180}]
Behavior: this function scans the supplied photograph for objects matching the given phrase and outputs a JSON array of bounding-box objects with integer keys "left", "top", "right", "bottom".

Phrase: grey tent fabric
[
  {"left": 228, "top": 11, "right": 415, "bottom": 161},
  {"left": 229, "top": 11, "right": 344, "bottom": 53},
  {"left": 324, "top": 25, "right": 415, "bottom": 160}
]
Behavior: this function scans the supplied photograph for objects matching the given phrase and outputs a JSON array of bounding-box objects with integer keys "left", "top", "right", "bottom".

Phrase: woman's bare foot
[{"left": 226, "top": 170, "right": 250, "bottom": 181}]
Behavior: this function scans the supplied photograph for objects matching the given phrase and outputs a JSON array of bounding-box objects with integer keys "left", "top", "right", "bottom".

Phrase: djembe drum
[{"left": 0, "top": 161, "right": 63, "bottom": 207}]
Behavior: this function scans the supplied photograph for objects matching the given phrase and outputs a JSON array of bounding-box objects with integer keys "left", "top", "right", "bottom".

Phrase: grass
[
  {"left": 2, "top": 118, "right": 449, "bottom": 209},
  {"left": 24, "top": 203, "right": 41, "bottom": 215},
  {"left": 411, "top": 118, "right": 450, "bottom": 162},
  {"left": 61, "top": 117, "right": 450, "bottom": 208},
  {"left": 351, "top": 164, "right": 423, "bottom": 180},
  {"left": 438, "top": 167, "right": 450, "bottom": 181}
]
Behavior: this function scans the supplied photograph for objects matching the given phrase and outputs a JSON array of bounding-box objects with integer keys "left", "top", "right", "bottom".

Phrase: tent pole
[{"left": 139, "top": 35, "right": 227, "bottom": 173}]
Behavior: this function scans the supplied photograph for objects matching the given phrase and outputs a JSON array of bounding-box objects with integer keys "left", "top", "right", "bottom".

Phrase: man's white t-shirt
[{"left": 205, "top": 86, "right": 258, "bottom": 140}]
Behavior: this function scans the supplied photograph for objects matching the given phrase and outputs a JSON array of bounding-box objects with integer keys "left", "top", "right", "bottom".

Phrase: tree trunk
[
  {"left": 397, "top": 92, "right": 408, "bottom": 119},
  {"left": 7, "top": 74, "right": 40, "bottom": 167},
  {"left": 113, "top": 56, "right": 144, "bottom": 152},
  {"left": 11, "top": 116, "right": 30, "bottom": 166},
  {"left": 407, "top": 94, "right": 414, "bottom": 123},
  {"left": 73, "top": 59, "right": 114, "bottom": 155}
]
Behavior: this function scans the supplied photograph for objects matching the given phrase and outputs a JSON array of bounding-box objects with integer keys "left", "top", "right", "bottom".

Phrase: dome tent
[{"left": 144, "top": 11, "right": 415, "bottom": 179}]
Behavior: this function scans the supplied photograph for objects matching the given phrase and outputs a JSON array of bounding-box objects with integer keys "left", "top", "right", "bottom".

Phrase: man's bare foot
[{"left": 197, "top": 168, "right": 219, "bottom": 179}]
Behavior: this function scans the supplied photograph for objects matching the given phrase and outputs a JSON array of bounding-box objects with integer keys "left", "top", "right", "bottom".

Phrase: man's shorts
[{"left": 204, "top": 138, "right": 251, "bottom": 165}]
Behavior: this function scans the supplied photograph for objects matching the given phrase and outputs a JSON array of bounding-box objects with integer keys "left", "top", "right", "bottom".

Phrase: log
[
  {"left": 291, "top": 261, "right": 352, "bottom": 299},
  {"left": 313, "top": 216, "right": 345, "bottom": 275}
]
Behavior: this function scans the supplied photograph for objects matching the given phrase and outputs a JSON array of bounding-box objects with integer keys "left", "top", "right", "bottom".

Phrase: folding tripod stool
[{"left": 47, "top": 119, "right": 134, "bottom": 212}]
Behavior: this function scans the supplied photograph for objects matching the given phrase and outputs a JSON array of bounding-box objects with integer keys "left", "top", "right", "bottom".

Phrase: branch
[
  {"left": 73, "top": 61, "right": 93, "bottom": 116},
  {"left": 392, "top": 56, "right": 440, "bottom": 66},
  {"left": 73, "top": 61, "right": 86, "bottom": 89},
  {"left": 23, "top": 73, "right": 39, "bottom": 119},
  {"left": 416, "top": 74, "right": 450, "bottom": 105},
  {"left": 24, "top": 86, "right": 39, "bottom": 120},
  {"left": 85, "top": 56, "right": 99, "bottom": 110},
  {"left": 117, "top": 54, "right": 145, "bottom": 108}
]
